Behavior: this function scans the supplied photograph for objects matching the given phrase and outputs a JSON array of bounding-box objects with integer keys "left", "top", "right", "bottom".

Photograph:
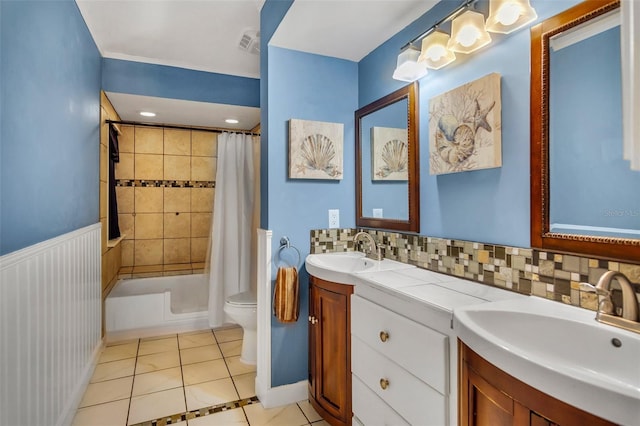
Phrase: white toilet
[{"left": 223, "top": 291, "right": 257, "bottom": 365}]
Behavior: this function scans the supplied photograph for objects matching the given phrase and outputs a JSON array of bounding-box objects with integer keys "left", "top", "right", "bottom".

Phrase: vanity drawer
[
  {"left": 352, "top": 336, "right": 447, "bottom": 426},
  {"left": 351, "top": 295, "right": 449, "bottom": 394},
  {"left": 352, "top": 375, "right": 410, "bottom": 426}
]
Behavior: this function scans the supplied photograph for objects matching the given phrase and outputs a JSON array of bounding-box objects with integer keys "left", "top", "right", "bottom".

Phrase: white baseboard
[
  {"left": 255, "top": 379, "right": 309, "bottom": 409},
  {"left": 59, "top": 339, "right": 105, "bottom": 426}
]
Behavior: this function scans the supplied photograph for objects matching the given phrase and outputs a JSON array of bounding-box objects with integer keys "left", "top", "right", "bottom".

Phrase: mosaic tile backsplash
[{"left": 310, "top": 228, "right": 640, "bottom": 312}]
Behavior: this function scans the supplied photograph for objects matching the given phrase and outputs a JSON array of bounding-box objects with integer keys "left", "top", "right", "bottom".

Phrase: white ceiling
[{"left": 78, "top": 0, "right": 438, "bottom": 128}]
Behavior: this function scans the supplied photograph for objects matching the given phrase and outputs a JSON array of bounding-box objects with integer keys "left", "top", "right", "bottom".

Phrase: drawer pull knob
[
  {"left": 379, "top": 331, "right": 389, "bottom": 342},
  {"left": 379, "top": 378, "right": 389, "bottom": 390}
]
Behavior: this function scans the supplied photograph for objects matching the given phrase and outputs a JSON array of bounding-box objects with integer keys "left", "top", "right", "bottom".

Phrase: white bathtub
[{"left": 105, "top": 274, "right": 209, "bottom": 342}]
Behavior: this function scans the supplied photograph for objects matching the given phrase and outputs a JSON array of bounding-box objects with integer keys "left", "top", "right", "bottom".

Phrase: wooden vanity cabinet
[
  {"left": 459, "top": 341, "right": 615, "bottom": 426},
  {"left": 308, "top": 275, "right": 353, "bottom": 426}
]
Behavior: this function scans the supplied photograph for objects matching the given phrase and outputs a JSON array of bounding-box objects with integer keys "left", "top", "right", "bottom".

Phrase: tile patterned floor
[{"left": 74, "top": 326, "right": 328, "bottom": 426}]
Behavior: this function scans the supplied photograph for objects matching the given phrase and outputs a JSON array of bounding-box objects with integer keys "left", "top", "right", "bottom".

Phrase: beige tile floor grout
[{"left": 73, "top": 326, "right": 329, "bottom": 426}]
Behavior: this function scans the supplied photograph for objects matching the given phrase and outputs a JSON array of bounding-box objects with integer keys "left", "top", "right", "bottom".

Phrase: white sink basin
[
  {"left": 454, "top": 297, "right": 640, "bottom": 425},
  {"left": 305, "top": 252, "right": 414, "bottom": 284}
]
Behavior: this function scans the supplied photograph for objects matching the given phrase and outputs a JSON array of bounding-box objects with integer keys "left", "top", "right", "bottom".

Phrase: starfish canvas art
[{"left": 428, "top": 73, "right": 502, "bottom": 175}]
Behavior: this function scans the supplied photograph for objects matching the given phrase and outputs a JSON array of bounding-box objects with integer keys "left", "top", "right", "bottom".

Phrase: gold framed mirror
[
  {"left": 355, "top": 82, "right": 420, "bottom": 232},
  {"left": 530, "top": 0, "right": 640, "bottom": 262}
]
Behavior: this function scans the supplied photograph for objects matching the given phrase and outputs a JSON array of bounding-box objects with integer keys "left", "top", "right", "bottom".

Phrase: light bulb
[
  {"left": 426, "top": 45, "right": 447, "bottom": 61},
  {"left": 457, "top": 26, "right": 480, "bottom": 47},
  {"left": 497, "top": 2, "right": 522, "bottom": 26}
]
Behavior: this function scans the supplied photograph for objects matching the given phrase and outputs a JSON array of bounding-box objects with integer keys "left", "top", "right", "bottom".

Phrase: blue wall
[
  {"left": 260, "top": 0, "right": 295, "bottom": 229},
  {"left": 550, "top": 26, "right": 639, "bottom": 235},
  {"left": 358, "top": 0, "right": 582, "bottom": 248},
  {"left": 267, "top": 47, "right": 358, "bottom": 386},
  {"left": 0, "top": 0, "right": 102, "bottom": 255},
  {"left": 102, "top": 58, "right": 260, "bottom": 107}
]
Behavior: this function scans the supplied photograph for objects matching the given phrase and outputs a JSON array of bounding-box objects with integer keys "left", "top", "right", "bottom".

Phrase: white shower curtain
[{"left": 207, "top": 132, "right": 255, "bottom": 327}]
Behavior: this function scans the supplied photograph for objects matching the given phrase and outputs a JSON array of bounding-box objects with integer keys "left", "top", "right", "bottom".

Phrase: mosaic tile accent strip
[
  {"left": 116, "top": 179, "right": 215, "bottom": 188},
  {"left": 309, "top": 228, "right": 640, "bottom": 313},
  {"left": 310, "top": 228, "right": 358, "bottom": 253},
  {"left": 130, "top": 396, "right": 259, "bottom": 426}
]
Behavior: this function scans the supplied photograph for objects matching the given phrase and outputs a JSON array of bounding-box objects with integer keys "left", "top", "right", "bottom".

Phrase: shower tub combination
[{"left": 105, "top": 274, "right": 210, "bottom": 342}]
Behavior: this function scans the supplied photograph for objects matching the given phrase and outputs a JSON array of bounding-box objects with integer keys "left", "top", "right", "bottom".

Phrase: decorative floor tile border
[
  {"left": 310, "top": 228, "right": 640, "bottom": 313},
  {"left": 116, "top": 179, "right": 215, "bottom": 188},
  {"left": 130, "top": 396, "right": 259, "bottom": 426}
]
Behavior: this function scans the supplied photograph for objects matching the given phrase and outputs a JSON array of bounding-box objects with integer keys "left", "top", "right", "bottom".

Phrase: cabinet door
[
  {"left": 459, "top": 341, "right": 615, "bottom": 426},
  {"left": 309, "top": 276, "right": 353, "bottom": 426},
  {"left": 464, "top": 366, "right": 514, "bottom": 426},
  {"left": 308, "top": 281, "right": 317, "bottom": 400}
]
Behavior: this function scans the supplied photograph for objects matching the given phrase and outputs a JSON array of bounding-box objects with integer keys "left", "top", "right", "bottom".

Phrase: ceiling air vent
[{"left": 238, "top": 29, "right": 260, "bottom": 55}]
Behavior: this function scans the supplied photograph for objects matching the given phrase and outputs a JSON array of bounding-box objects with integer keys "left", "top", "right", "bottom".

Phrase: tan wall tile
[
  {"left": 191, "top": 237, "right": 208, "bottom": 263},
  {"left": 135, "top": 213, "right": 163, "bottom": 239},
  {"left": 164, "top": 129, "right": 191, "bottom": 155},
  {"left": 191, "top": 188, "right": 214, "bottom": 212},
  {"left": 134, "top": 154, "right": 163, "bottom": 180},
  {"left": 164, "top": 212, "right": 191, "bottom": 238},
  {"left": 135, "top": 127, "right": 163, "bottom": 154},
  {"left": 135, "top": 187, "right": 163, "bottom": 213},
  {"left": 191, "top": 213, "right": 212, "bottom": 238},
  {"left": 119, "top": 125, "right": 134, "bottom": 153},
  {"left": 101, "top": 255, "right": 108, "bottom": 292},
  {"left": 164, "top": 155, "right": 191, "bottom": 181},
  {"left": 115, "top": 153, "right": 134, "bottom": 180},
  {"left": 164, "top": 187, "right": 190, "bottom": 212},
  {"left": 116, "top": 186, "right": 134, "bottom": 213},
  {"left": 121, "top": 240, "right": 134, "bottom": 267},
  {"left": 192, "top": 157, "right": 216, "bottom": 181},
  {"left": 135, "top": 239, "right": 164, "bottom": 266},
  {"left": 164, "top": 238, "right": 191, "bottom": 264},
  {"left": 118, "top": 213, "right": 134, "bottom": 240},
  {"left": 100, "top": 143, "right": 108, "bottom": 183},
  {"left": 100, "top": 181, "right": 108, "bottom": 219},
  {"left": 192, "top": 131, "right": 217, "bottom": 157},
  {"left": 101, "top": 218, "right": 108, "bottom": 254}
]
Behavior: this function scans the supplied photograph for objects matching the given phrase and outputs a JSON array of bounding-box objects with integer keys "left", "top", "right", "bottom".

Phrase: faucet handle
[{"left": 579, "top": 282, "right": 610, "bottom": 297}]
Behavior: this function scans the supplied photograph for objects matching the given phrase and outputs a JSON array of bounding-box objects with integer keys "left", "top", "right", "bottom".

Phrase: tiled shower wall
[
  {"left": 115, "top": 125, "right": 216, "bottom": 273},
  {"left": 310, "top": 228, "right": 640, "bottom": 312}
]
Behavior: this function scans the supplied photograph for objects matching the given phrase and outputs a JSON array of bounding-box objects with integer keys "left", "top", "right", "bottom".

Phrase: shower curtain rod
[{"left": 105, "top": 119, "right": 260, "bottom": 136}]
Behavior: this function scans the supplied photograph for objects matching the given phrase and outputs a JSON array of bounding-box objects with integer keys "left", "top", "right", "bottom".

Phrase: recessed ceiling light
[
  {"left": 140, "top": 111, "right": 156, "bottom": 117},
  {"left": 225, "top": 118, "right": 239, "bottom": 124}
]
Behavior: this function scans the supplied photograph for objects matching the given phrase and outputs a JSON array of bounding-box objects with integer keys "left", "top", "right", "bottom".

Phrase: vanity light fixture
[
  {"left": 486, "top": 0, "right": 538, "bottom": 34},
  {"left": 418, "top": 30, "right": 456, "bottom": 70},
  {"left": 392, "top": 0, "right": 537, "bottom": 82},
  {"left": 225, "top": 118, "right": 239, "bottom": 124},
  {"left": 139, "top": 111, "right": 156, "bottom": 117},
  {"left": 448, "top": 10, "right": 492, "bottom": 54},
  {"left": 392, "top": 45, "right": 428, "bottom": 82}
]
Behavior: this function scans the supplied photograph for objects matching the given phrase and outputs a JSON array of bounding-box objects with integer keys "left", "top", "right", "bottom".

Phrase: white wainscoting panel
[
  {"left": 0, "top": 224, "right": 103, "bottom": 426},
  {"left": 255, "top": 229, "right": 307, "bottom": 408}
]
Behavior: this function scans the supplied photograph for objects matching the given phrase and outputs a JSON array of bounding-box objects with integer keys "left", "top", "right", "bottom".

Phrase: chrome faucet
[
  {"left": 353, "top": 231, "right": 382, "bottom": 261},
  {"left": 580, "top": 271, "right": 639, "bottom": 333}
]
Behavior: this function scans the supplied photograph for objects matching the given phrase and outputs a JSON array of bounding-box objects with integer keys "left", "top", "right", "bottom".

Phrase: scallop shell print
[
  {"left": 376, "top": 139, "right": 408, "bottom": 178},
  {"left": 300, "top": 134, "right": 341, "bottom": 178}
]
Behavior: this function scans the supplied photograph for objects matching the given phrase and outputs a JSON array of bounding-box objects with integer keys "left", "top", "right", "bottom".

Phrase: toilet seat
[{"left": 226, "top": 291, "right": 256, "bottom": 307}]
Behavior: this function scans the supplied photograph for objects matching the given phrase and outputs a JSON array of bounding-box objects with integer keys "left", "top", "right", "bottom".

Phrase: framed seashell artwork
[
  {"left": 428, "top": 72, "right": 502, "bottom": 175},
  {"left": 289, "top": 118, "right": 344, "bottom": 180},
  {"left": 371, "top": 127, "right": 408, "bottom": 181}
]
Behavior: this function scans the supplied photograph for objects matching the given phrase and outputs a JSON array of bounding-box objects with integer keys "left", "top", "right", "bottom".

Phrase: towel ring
[{"left": 274, "top": 236, "right": 301, "bottom": 270}]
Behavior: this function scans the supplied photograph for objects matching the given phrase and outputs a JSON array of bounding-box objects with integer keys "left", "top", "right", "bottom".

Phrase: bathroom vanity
[{"left": 305, "top": 252, "right": 640, "bottom": 426}]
